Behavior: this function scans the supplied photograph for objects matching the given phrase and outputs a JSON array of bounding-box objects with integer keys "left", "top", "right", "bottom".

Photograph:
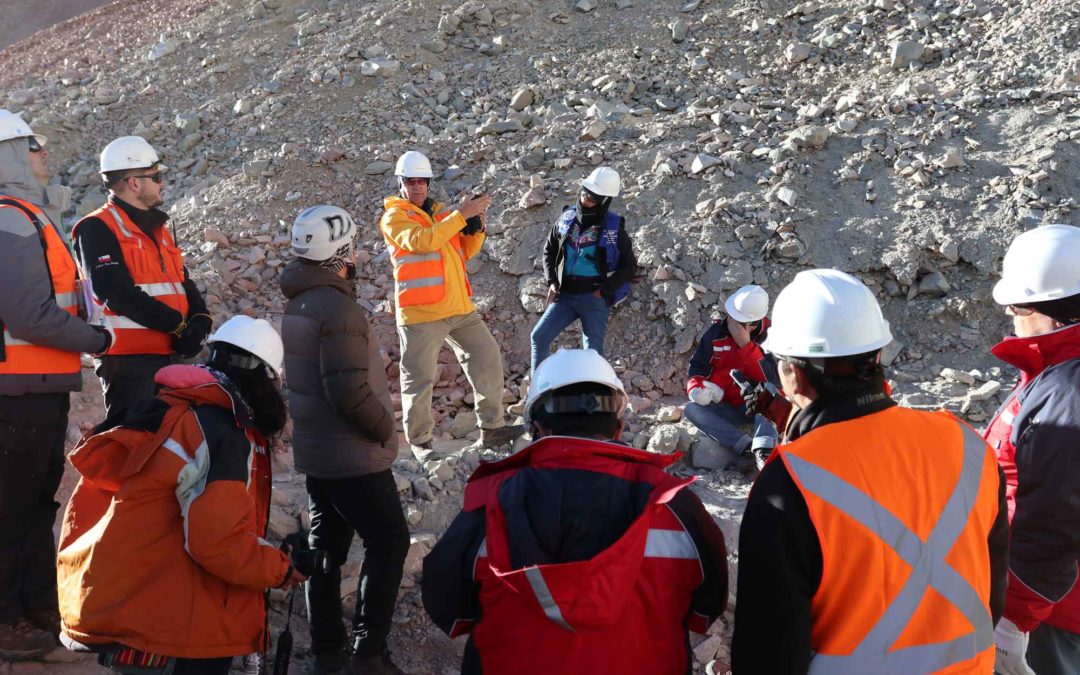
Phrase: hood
[
  {"left": 68, "top": 366, "right": 250, "bottom": 490},
  {"left": 0, "top": 136, "right": 45, "bottom": 205},
  {"left": 279, "top": 258, "right": 353, "bottom": 299},
  {"left": 465, "top": 437, "right": 692, "bottom": 629},
  {"left": 991, "top": 322, "right": 1080, "bottom": 383}
]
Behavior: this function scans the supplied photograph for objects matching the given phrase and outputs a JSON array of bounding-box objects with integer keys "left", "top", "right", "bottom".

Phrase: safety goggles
[
  {"left": 580, "top": 188, "right": 601, "bottom": 204},
  {"left": 129, "top": 172, "right": 164, "bottom": 184},
  {"left": 27, "top": 137, "right": 43, "bottom": 153},
  {"left": 401, "top": 176, "right": 430, "bottom": 186}
]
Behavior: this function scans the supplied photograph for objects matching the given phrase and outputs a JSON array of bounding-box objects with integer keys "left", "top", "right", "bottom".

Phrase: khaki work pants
[{"left": 397, "top": 311, "right": 505, "bottom": 445}]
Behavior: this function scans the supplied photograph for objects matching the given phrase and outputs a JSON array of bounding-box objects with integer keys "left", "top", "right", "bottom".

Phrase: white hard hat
[
  {"left": 992, "top": 224, "right": 1080, "bottom": 306},
  {"left": 0, "top": 109, "right": 46, "bottom": 146},
  {"left": 725, "top": 285, "right": 769, "bottom": 323},
  {"left": 394, "top": 150, "right": 433, "bottom": 178},
  {"left": 207, "top": 316, "right": 284, "bottom": 379},
  {"left": 100, "top": 136, "right": 167, "bottom": 174},
  {"left": 581, "top": 167, "right": 621, "bottom": 198},
  {"left": 291, "top": 205, "right": 357, "bottom": 262},
  {"left": 763, "top": 269, "right": 892, "bottom": 358},
  {"left": 525, "top": 348, "right": 628, "bottom": 425}
]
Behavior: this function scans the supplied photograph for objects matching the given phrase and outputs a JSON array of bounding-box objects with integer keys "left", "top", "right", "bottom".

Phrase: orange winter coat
[{"left": 57, "top": 365, "right": 290, "bottom": 659}]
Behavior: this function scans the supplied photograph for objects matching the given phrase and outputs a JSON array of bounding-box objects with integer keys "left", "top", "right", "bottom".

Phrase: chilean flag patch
[{"left": 97, "top": 254, "right": 112, "bottom": 263}]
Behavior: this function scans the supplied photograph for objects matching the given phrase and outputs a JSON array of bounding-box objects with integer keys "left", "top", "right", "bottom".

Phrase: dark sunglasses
[
  {"left": 401, "top": 177, "right": 429, "bottom": 186},
  {"left": 27, "top": 137, "right": 43, "bottom": 153},
  {"left": 580, "top": 189, "right": 601, "bottom": 203},
  {"left": 129, "top": 172, "right": 164, "bottom": 184}
]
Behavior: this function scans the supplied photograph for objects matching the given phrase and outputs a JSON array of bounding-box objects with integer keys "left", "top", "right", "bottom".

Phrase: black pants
[
  {"left": 0, "top": 393, "right": 69, "bottom": 624},
  {"left": 173, "top": 657, "right": 233, "bottom": 675},
  {"left": 305, "top": 470, "right": 409, "bottom": 658},
  {"left": 94, "top": 354, "right": 174, "bottom": 418}
]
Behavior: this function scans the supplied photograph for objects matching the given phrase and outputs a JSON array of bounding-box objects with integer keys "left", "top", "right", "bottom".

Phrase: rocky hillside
[{"left": 2, "top": 0, "right": 1078, "bottom": 672}]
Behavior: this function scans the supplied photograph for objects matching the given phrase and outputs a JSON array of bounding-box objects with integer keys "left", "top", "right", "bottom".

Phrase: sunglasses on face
[
  {"left": 27, "top": 137, "right": 43, "bottom": 153},
  {"left": 402, "top": 177, "right": 429, "bottom": 186},
  {"left": 580, "top": 189, "right": 601, "bottom": 203},
  {"left": 130, "top": 172, "right": 164, "bottom": 184}
]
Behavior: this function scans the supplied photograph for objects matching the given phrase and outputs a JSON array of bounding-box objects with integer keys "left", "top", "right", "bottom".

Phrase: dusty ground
[{"left": 0, "top": 0, "right": 116, "bottom": 51}]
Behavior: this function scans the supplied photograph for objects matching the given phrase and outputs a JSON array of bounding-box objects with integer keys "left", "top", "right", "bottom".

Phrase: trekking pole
[{"left": 272, "top": 589, "right": 296, "bottom": 675}]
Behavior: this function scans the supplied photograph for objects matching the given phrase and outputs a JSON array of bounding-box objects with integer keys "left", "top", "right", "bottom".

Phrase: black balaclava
[
  {"left": 578, "top": 188, "right": 612, "bottom": 227},
  {"left": 207, "top": 345, "right": 287, "bottom": 438}
]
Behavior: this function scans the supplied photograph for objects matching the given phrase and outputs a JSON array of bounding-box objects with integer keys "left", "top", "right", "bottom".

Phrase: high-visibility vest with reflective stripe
[
  {"left": 74, "top": 203, "right": 189, "bottom": 355},
  {"left": 778, "top": 406, "right": 999, "bottom": 675},
  {"left": 387, "top": 205, "right": 472, "bottom": 307},
  {"left": 462, "top": 438, "right": 707, "bottom": 674},
  {"left": 0, "top": 195, "right": 82, "bottom": 376}
]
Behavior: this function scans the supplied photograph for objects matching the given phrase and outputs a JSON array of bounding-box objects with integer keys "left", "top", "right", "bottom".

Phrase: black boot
[{"left": 350, "top": 648, "right": 402, "bottom": 675}]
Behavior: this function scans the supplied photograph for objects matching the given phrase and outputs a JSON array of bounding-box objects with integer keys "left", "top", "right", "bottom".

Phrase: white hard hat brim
[
  {"left": 761, "top": 329, "right": 893, "bottom": 359},
  {"left": 31, "top": 134, "right": 47, "bottom": 146},
  {"left": 725, "top": 297, "right": 765, "bottom": 323},
  {"left": 581, "top": 176, "right": 617, "bottom": 197}
]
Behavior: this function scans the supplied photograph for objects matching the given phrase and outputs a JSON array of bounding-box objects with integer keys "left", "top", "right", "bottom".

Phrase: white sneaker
[{"left": 242, "top": 653, "right": 263, "bottom": 674}]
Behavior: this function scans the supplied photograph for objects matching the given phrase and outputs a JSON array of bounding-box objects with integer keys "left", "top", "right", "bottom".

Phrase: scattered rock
[{"left": 890, "top": 40, "right": 925, "bottom": 69}]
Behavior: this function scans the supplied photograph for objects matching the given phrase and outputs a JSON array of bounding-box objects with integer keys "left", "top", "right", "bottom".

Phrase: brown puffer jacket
[{"left": 279, "top": 260, "right": 398, "bottom": 478}]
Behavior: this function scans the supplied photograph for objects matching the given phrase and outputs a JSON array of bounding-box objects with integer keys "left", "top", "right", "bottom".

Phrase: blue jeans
[
  {"left": 530, "top": 292, "right": 611, "bottom": 372},
  {"left": 684, "top": 401, "right": 778, "bottom": 455}
]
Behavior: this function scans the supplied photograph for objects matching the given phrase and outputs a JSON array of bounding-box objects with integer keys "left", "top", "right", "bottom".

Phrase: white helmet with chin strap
[
  {"left": 992, "top": 224, "right": 1080, "bottom": 306},
  {"left": 0, "top": 109, "right": 46, "bottom": 146},
  {"left": 291, "top": 205, "right": 356, "bottom": 262},
  {"left": 207, "top": 316, "right": 284, "bottom": 379},
  {"left": 524, "top": 348, "right": 628, "bottom": 427}
]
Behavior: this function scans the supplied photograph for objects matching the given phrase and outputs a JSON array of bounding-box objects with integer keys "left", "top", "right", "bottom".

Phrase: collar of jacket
[
  {"left": 154, "top": 364, "right": 256, "bottom": 430},
  {"left": 279, "top": 258, "right": 353, "bottom": 299},
  {"left": 461, "top": 435, "right": 686, "bottom": 512},
  {"left": 786, "top": 384, "right": 896, "bottom": 442},
  {"left": 383, "top": 194, "right": 446, "bottom": 219},
  {"left": 108, "top": 194, "right": 169, "bottom": 235},
  {"left": 990, "top": 322, "right": 1080, "bottom": 383}
]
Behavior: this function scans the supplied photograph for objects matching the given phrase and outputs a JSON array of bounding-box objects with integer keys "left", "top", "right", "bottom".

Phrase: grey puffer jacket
[
  {"left": 0, "top": 136, "right": 106, "bottom": 395},
  {"left": 280, "top": 260, "right": 398, "bottom": 478}
]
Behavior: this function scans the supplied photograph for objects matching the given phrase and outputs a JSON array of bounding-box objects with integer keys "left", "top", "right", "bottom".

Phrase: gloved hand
[
  {"left": 994, "top": 618, "right": 1035, "bottom": 675},
  {"left": 688, "top": 386, "right": 713, "bottom": 405},
  {"left": 174, "top": 314, "right": 212, "bottom": 359},
  {"left": 743, "top": 381, "right": 793, "bottom": 429},
  {"left": 461, "top": 215, "right": 484, "bottom": 236},
  {"left": 91, "top": 324, "right": 113, "bottom": 357},
  {"left": 702, "top": 381, "right": 724, "bottom": 403}
]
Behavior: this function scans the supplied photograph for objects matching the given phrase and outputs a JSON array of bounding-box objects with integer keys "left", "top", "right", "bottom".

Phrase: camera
[{"left": 281, "top": 531, "right": 332, "bottom": 577}]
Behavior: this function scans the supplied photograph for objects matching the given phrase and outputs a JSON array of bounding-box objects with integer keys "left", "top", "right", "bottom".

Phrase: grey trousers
[{"left": 397, "top": 311, "right": 505, "bottom": 445}]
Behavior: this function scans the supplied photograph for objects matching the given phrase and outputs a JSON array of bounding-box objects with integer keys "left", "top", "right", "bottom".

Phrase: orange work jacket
[
  {"left": 0, "top": 195, "right": 81, "bottom": 376},
  {"left": 777, "top": 406, "right": 999, "bottom": 674},
  {"left": 73, "top": 203, "right": 189, "bottom": 355}
]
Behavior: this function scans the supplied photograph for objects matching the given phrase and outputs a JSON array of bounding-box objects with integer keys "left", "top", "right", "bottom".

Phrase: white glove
[
  {"left": 703, "top": 381, "right": 724, "bottom": 403},
  {"left": 994, "top": 618, "right": 1035, "bottom": 675},
  {"left": 688, "top": 386, "right": 712, "bottom": 405}
]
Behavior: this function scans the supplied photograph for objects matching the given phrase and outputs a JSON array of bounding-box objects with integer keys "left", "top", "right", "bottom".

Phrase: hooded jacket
[
  {"left": 57, "top": 365, "right": 290, "bottom": 658},
  {"left": 0, "top": 136, "right": 107, "bottom": 395},
  {"left": 280, "top": 260, "right": 398, "bottom": 478},
  {"left": 984, "top": 323, "right": 1080, "bottom": 633},
  {"left": 422, "top": 436, "right": 728, "bottom": 674}
]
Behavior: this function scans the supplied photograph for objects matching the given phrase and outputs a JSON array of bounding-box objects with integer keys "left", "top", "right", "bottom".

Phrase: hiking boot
[
  {"left": 350, "top": 649, "right": 403, "bottom": 675},
  {"left": 506, "top": 400, "right": 526, "bottom": 417},
  {"left": 25, "top": 608, "right": 61, "bottom": 638},
  {"left": 0, "top": 619, "right": 57, "bottom": 661},
  {"left": 478, "top": 424, "right": 524, "bottom": 450},
  {"left": 409, "top": 440, "right": 441, "bottom": 464},
  {"left": 310, "top": 647, "right": 352, "bottom": 674}
]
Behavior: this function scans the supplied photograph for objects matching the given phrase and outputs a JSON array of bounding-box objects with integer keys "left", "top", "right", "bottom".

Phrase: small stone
[
  {"left": 776, "top": 186, "right": 801, "bottom": 207},
  {"left": 689, "top": 437, "right": 736, "bottom": 471},
  {"left": 364, "top": 161, "right": 394, "bottom": 175},
  {"left": 203, "top": 227, "right": 230, "bottom": 247},
  {"left": 519, "top": 186, "right": 547, "bottom": 209},
  {"left": 450, "top": 411, "right": 477, "bottom": 439},
  {"left": 890, "top": 40, "right": 925, "bottom": 69},
  {"left": 148, "top": 36, "right": 180, "bottom": 61},
  {"left": 579, "top": 120, "right": 607, "bottom": 141},
  {"left": 968, "top": 380, "right": 1002, "bottom": 402},
  {"left": 360, "top": 59, "right": 401, "bottom": 77},
  {"left": 656, "top": 406, "right": 682, "bottom": 422},
  {"left": 941, "top": 368, "right": 975, "bottom": 385},
  {"left": 785, "top": 43, "right": 813, "bottom": 63},
  {"left": 509, "top": 88, "right": 534, "bottom": 111},
  {"left": 233, "top": 98, "right": 253, "bottom": 115},
  {"left": 918, "top": 271, "right": 950, "bottom": 297},
  {"left": 691, "top": 154, "right": 722, "bottom": 174},
  {"left": 936, "top": 149, "right": 966, "bottom": 169},
  {"left": 671, "top": 19, "right": 689, "bottom": 43},
  {"left": 647, "top": 425, "right": 682, "bottom": 454},
  {"left": 477, "top": 119, "right": 524, "bottom": 136},
  {"left": 574, "top": 0, "right": 598, "bottom": 12},
  {"left": 790, "top": 125, "right": 830, "bottom": 148},
  {"left": 8, "top": 89, "right": 34, "bottom": 106}
]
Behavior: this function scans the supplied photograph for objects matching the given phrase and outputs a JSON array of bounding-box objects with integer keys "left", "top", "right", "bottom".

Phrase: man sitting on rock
[
  {"left": 422, "top": 348, "right": 728, "bottom": 675},
  {"left": 684, "top": 285, "right": 780, "bottom": 469}
]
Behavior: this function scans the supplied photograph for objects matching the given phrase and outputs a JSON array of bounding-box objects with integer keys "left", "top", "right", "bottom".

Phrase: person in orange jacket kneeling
[{"left": 56, "top": 316, "right": 305, "bottom": 675}]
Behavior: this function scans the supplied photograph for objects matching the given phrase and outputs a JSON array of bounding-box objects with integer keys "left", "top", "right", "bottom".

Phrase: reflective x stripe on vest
[
  {"left": 787, "top": 422, "right": 993, "bottom": 675},
  {"left": 387, "top": 207, "right": 466, "bottom": 307},
  {"left": 75, "top": 204, "right": 189, "bottom": 355},
  {"left": 0, "top": 196, "right": 82, "bottom": 376}
]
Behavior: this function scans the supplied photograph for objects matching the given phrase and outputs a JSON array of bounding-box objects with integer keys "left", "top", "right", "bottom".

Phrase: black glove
[
  {"left": 743, "top": 381, "right": 793, "bottom": 430},
  {"left": 174, "top": 314, "right": 212, "bottom": 359},
  {"left": 461, "top": 215, "right": 484, "bottom": 236},
  {"left": 91, "top": 325, "right": 112, "bottom": 356}
]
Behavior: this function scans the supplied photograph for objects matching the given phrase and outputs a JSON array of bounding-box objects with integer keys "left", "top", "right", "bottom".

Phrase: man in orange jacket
[
  {"left": 0, "top": 110, "right": 112, "bottom": 659},
  {"left": 379, "top": 150, "right": 519, "bottom": 457},
  {"left": 57, "top": 316, "right": 304, "bottom": 675},
  {"left": 732, "top": 269, "right": 1009, "bottom": 675}
]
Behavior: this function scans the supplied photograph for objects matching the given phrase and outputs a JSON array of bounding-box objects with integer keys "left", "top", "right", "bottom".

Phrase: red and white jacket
[
  {"left": 686, "top": 317, "right": 771, "bottom": 404},
  {"left": 421, "top": 437, "right": 728, "bottom": 675}
]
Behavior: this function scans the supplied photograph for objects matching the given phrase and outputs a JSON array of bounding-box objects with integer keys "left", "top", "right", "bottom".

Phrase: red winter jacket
[
  {"left": 686, "top": 317, "right": 771, "bottom": 404},
  {"left": 421, "top": 437, "right": 728, "bottom": 675},
  {"left": 984, "top": 323, "right": 1080, "bottom": 634}
]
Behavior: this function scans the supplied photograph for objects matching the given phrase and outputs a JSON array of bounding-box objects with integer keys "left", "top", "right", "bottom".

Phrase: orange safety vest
[
  {"left": 777, "top": 406, "right": 999, "bottom": 675},
  {"left": 387, "top": 204, "right": 472, "bottom": 308},
  {"left": 0, "top": 195, "right": 82, "bottom": 376},
  {"left": 73, "top": 203, "right": 189, "bottom": 356}
]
